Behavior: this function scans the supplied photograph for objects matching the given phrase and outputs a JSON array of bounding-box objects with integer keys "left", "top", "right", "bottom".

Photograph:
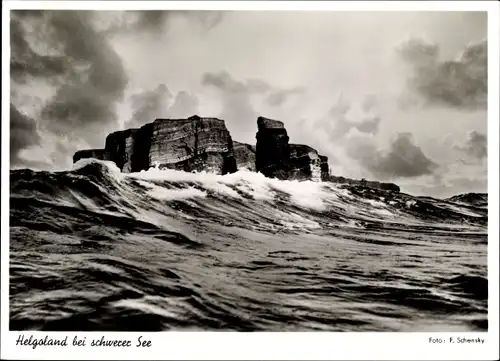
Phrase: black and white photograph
[{"left": 2, "top": 1, "right": 499, "bottom": 359}]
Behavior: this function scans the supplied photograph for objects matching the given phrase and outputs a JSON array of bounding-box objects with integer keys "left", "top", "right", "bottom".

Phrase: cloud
[
  {"left": 168, "top": 91, "right": 199, "bottom": 118},
  {"left": 398, "top": 38, "right": 487, "bottom": 109},
  {"left": 399, "top": 159, "right": 487, "bottom": 198},
  {"left": 266, "top": 87, "right": 305, "bottom": 107},
  {"left": 10, "top": 105, "right": 41, "bottom": 165},
  {"left": 320, "top": 94, "right": 382, "bottom": 140},
  {"left": 455, "top": 130, "right": 487, "bottom": 159},
  {"left": 201, "top": 71, "right": 268, "bottom": 141},
  {"left": 104, "top": 11, "right": 226, "bottom": 36},
  {"left": 125, "top": 85, "right": 199, "bottom": 128},
  {"left": 347, "top": 133, "right": 437, "bottom": 179},
  {"left": 201, "top": 71, "right": 309, "bottom": 142},
  {"left": 130, "top": 11, "right": 172, "bottom": 33},
  {"left": 202, "top": 71, "right": 270, "bottom": 94},
  {"left": 10, "top": 11, "right": 68, "bottom": 84},
  {"left": 126, "top": 84, "right": 172, "bottom": 128},
  {"left": 10, "top": 10, "right": 130, "bottom": 168},
  {"left": 10, "top": 10, "right": 130, "bottom": 151},
  {"left": 41, "top": 12, "right": 128, "bottom": 134}
]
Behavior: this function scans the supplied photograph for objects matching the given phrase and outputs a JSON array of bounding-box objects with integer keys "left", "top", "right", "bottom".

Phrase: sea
[{"left": 9, "top": 159, "right": 488, "bottom": 331}]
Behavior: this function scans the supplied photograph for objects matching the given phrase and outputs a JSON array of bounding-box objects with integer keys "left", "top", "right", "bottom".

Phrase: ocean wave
[{"left": 9, "top": 159, "right": 488, "bottom": 331}]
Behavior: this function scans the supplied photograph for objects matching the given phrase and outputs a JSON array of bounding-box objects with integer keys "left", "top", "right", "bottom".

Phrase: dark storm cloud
[
  {"left": 126, "top": 85, "right": 200, "bottom": 128},
  {"left": 456, "top": 131, "right": 487, "bottom": 159},
  {"left": 10, "top": 105, "right": 40, "bottom": 165},
  {"left": 27, "top": 11, "right": 128, "bottom": 142},
  {"left": 398, "top": 38, "right": 487, "bottom": 109},
  {"left": 132, "top": 10, "right": 171, "bottom": 33},
  {"left": 10, "top": 10, "right": 129, "bottom": 160},
  {"left": 347, "top": 133, "right": 437, "bottom": 179},
  {"left": 10, "top": 11, "right": 67, "bottom": 84},
  {"left": 105, "top": 11, "right": 226, "bottom": 35}
]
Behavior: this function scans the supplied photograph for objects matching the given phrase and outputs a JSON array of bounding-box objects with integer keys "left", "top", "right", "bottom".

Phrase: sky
[{"left": 10, "top": 10, "right": 488, "bottom": 198}]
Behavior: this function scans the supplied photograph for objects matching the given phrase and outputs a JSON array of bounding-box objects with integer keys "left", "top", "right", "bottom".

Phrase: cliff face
[
  {"left": 104, "top": 128, "right": 140, "bottom": 173},
  {"left": 255, "top": 116, "right": 291, "bottom": 179},
  {"left": 233, "top": 141, "right": 256, "bottom": 171},
  {"left": 149, "top": 116, "right": 236, "bottom": 174},
  {"left": 255, "top": 116, "right": 329, "bottom": 181},
  {"left": 75, "top": 115, "right": 237, "bottom": 175},
  {"left": 289, "top": 145, "right": 322, "bottom": 181},
  {"left": 73, "top": 149, "right": 112, "bottom": 164},
  {"left": 319, "top": 155, "right": 329, "bottom": 181}
]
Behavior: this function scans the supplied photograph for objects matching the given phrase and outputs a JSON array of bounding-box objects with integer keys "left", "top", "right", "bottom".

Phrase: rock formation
[
  {"left": 73, "top": 149, "right": 112, "bottom": 164},
  {"left": 289, "top": 144, "right": 329, "bottom": 182},
  {"left": 233, "top": 141, "right": 256, "bottom": 171},
  {"left": 255, "top": 116, "right": 330, "bottom": 181},
  {"left": 148, "top": 116, "right": 236, "bottom": 174},
  {"left": 255, "top": 117, "right": 291, "bottom": 179},
  {"left": 75, "top": 114, "right": 412, "bottom": 188},
  {"left": 329, "top": 175, "right": 400, "bottom": 193},
  {"left": 104, "top": 128, "right": 141, "bottom": 173},
  {"left": 74, "top": 115, "right": 237, "bottom": 175}
]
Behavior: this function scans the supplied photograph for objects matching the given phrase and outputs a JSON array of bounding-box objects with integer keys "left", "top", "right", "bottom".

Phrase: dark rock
[
  {"left": 329, "top": 175, "right": 400, "bottom": 193},
  {"left": 130, "top": 123, "right": 154, "bottom": 173},
  {"left": 73, "top": 149, "right": 112, "bottom": 164},
  {"left": 289, "top": 144, "right": 323, "bottom": 181},
  {"left": 255, "top": 116, "right": 291, "bottom": 179},
  {"left": 319, "top": 155, "right": 329, "bottom": 181},
  {"left": 233, "top": 141, "right": 256, "bottom": 171},
  {"left": 74, "top": 114, "right": 330, "bottom": 181},
  {"left": 73, "top": 116, "right": 237, "bottom": 175},
  {"left": 104, "top": 128, "right": 140, "bottom": 172},
  {"left": 148, "top": 116, "right": 236, "bottom": 174},
  {"left": 446, "top": 193, "right": 488, "bottom": 207},
  {"left": 257, "top": 116, "right": 285, "bottom": 130},
  {"left": 255, "top": 116, "right": 329, "bottom": 181}
]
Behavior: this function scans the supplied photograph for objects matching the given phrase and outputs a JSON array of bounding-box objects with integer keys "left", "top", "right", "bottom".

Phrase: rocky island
[
  {"left": 74, "top": 115, "right": 331, "bottom": 181},
  {"left": 73, "top": 114, "right": 400, "bottom": 192}
]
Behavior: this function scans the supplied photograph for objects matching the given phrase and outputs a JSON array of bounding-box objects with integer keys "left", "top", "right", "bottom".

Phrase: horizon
[{"left": 9, "top": 10, "right": 488, "bottom": 198}]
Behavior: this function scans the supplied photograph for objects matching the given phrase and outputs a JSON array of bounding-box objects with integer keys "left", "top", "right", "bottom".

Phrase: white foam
[
  {"left": 406, "top": 200, "right": 417, "bottom": 208},
  {"left": 268, "top": 179, "right": 328, "bottom": 210},
  {"left": 73, "top": 158, "right": 122, "bottom": 174},
  {"left": 128, "top": 168, "right": 246, "bottom": 199},
  {"left": 139, "top": 181, "right": 207, "bottom": 201}
]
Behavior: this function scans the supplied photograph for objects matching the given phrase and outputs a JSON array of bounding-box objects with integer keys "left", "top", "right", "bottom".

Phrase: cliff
[
  {"left": 73, "top": 149, "right": 112, "bottom": 164},
  {"left": 289, "top": 144, "right": 330, "bottom": 182},
  {"left": 73, "top": 115, "right": 403, "bottom": 191},
  {"left": 255, "top": 116, "right": 330, "bottom": 181},
  {"left": 233, "top": 141, "right": 256, "bottom": 171},
  {"left": 148, "top": 116, "right": 236, "bottom": 174},
  {"left": 255, "top": 116, "right": 291, "bottom": 179},
  {"left": 75, "top": 115, "right": 237, "bottom": 175},
  {"left": 329, "top": 175, "right": 400, "bottom": 193},
  {"left": 74, "top": 115, "right": 330, "bottom": 181}
]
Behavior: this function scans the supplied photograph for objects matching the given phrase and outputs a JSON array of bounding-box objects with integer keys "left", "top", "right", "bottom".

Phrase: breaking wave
[{"left": 9, "top": 159, "right": 488, "bottom": 331}]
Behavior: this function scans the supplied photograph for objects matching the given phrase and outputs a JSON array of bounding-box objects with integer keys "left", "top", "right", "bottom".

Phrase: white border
[
  {"left": 2, "top": 1, "right": 499, "bottom": 360},
  {"left": 2, "top": 0, "right": 499, "bottom": 11}
]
